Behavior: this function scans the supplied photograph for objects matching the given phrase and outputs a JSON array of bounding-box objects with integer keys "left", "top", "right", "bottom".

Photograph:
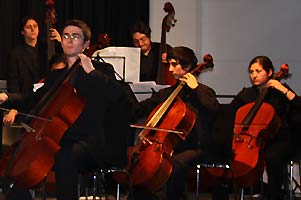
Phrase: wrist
[
  {"left": 0, "top": 93, "right": 8, "bottom": 102},
  {"left": 284, "top": 89, "right": 289, "bottom": 95},
  {"left": 285, "top": 90, "right": 295, "bottom": 100},
  {"left": 191, "top": 83, "right": 199, "bottom": 89},
  {"left": 9, "top": 109, "right": 18, "bottom": 117},
  {"left": 86, "top": 65, "right": 95, "bottom": 74}
]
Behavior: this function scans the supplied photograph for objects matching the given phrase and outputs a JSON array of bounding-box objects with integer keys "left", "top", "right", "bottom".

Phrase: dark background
[{"left": 0, "top": 0, "right": 149, "bottom": 79}]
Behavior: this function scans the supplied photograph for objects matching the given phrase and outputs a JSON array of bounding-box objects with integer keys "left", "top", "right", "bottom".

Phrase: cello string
[{"left": 131, "top": 124, "right": 185, "bottom": 135}]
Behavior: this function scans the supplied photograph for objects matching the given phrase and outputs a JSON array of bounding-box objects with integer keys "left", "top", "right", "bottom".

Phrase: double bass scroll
[{"left": 157, "top": 2, "right": 177, "bottom": 85}]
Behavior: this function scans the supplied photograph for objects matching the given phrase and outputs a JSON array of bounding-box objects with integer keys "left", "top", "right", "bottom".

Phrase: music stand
[
  {"left": 92, "top": 47, "right": 140, "bottom": 83},
  {"left": 93, "top": 55, "right": 126, "bottom": 81}
]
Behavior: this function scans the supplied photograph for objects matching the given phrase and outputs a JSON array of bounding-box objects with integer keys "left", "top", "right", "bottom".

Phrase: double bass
[
  {"left": 157, "top": 2, "right": 177, "bottom": 85},
  {"left": 45, "top": 0, "right": 56, "bottom": 62},
  {"left": 0, "top": 59, "right": 85, "bottom": 189},
  {"left": 126, "top": 54, "right": 214, "bottom": 192},
  {"left": 208, "top": 64, "right": 290, "bottom": 187}
]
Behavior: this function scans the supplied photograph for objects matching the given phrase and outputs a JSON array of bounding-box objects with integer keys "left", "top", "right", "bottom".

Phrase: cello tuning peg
[{"left": 172, "top": 19, "right": 177, "bottom": 26}]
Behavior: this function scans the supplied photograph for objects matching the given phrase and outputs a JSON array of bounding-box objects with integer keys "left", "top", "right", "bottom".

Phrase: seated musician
[
  {"left": 1, "top": 19, "right": 131, "bottom": 200},
  {"left": 129, "top": 46, "right": 219, "bottom": 200},
  {"left": 229, "top": 56, "right": 301, "bottom": 200},
  {"left": 129, "top": 21, "right": 172, "bottom": 84}
]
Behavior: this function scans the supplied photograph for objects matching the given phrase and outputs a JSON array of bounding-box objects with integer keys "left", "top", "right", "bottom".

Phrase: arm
[
  {"left": 7, "top": 49, "right": 22, "bottom": 93},
  {"left": 229, "top": 87, "right": 258, "bottom": 112},
  {"left": 0, "top": 92, "right": 25, "bottom": 109},
  {"left": 180, "top": 73, "right": 219, "bottom": 112},
  {"left": 193, "top": 84, "right": 219, "bottom": 112},
  {"left": 76, "top": 54, "right": 126, "bottom": 103},
  {"left": 267, "top": 79, "right": 295, "bottom": 100}
]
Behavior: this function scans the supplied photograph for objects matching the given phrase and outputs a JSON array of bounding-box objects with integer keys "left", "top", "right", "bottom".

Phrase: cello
[
  {"left": 208, "top": 64, "right": 290, "bottom": 187},
  {"left": 157, "top": 2, "right": 177, "bottom": 85},
  {"left": 0, "top": 59, "right": 85, "bottom": 189},
  {"left": 126, "top": 54, "right": 214, "bottom": 192}
]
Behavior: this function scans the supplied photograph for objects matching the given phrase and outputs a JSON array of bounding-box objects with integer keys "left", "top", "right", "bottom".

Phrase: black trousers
[
  {"left": 165, "top": 149, "right": 201, "bottom": 200},
  {"left": 54, "top": 142, "right": 98, "bottom": 200},
  {"left": 131, "top": 149, "right": 201, "bottom": 200},
  {"left": 264, "top": 133, "right": 291, "bottom": 200}
]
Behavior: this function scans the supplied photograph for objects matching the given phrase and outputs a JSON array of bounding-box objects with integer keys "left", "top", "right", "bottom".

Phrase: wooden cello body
[
  {"left": 229, "top": 102, "right": 280, "bottom": 186},
  {"left": 0, "top": 60, "right": 85, "bottom": 189},
  {"left": 126, "top": 55, "right": 214, "bottom": 192},
  {"left": 127, "top": 97, "right": 195, "bottom": 191}
]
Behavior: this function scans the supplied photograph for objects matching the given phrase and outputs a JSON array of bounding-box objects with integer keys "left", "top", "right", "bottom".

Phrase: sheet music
[
  {"left": 129, "top": 81, "right": 169, "bottom": 102},
  {"left": 33, "top": 83, "right": 44, "bottom": 92},
  {"left": 92, "top": 47, "right": 141, "bottom": 82},
  {"left": 92, "top": 47, "right": 170, "bottom": 102}
]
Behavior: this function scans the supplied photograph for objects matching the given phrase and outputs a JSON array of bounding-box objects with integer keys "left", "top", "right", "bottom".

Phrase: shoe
[{"left": 79, "top": 195, "right": 100, "bottom": 200}]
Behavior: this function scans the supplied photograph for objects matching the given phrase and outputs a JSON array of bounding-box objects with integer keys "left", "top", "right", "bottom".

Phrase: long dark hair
[{"left": 20, "top": 16, "right": 39, "bottom": 32}]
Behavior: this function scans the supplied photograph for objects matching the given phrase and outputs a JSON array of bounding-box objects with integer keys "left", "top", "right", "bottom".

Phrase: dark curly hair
[
  {"left": 129, "top": 21, "right": 151, "bottom": 38},
  {"left": 167, "top": 46, "right": 198, "bottom": 71}
]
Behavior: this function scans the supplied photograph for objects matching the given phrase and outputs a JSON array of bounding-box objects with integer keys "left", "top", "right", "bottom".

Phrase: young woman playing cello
[{"left": 230, "top": 56, "right": 301, "bottom": 200}]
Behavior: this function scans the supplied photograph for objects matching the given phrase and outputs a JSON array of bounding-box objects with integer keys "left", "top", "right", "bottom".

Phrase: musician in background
[
  {"left": 130, "top": 46, "right": 219, "bottom": 199},
  {"left": 3, "top": 16, "right": 60, "bottom": 105},
  {"left": 2, "top": 19, "right": 131, "bottom": 200},
  {"left": 230, "top": 56, "right": 301, "bottom": 200},
  {"left": 129, "top": 21, "right": 172, "bottom": 84}
]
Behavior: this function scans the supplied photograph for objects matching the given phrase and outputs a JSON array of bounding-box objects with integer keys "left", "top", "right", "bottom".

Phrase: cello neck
[
  {"left": 241, "top": 64, "right": 290, "bottom": 126},
  {"left": 138, "top": 82, "right": 185, "bottom": 141},
  {"left": 241, "top": 88, "right": 269, "bottom": 126},
  {"left": 28, "top": 59, "right": 81, "bottom": 117},
  {"left": 146, "top": 82, "right": 185, "bottom": 128}
]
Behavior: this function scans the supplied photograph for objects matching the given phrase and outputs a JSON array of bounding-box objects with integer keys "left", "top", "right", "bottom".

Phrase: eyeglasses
[{"left": 62, "top": 33, "right": 83, "bottom": 41}]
